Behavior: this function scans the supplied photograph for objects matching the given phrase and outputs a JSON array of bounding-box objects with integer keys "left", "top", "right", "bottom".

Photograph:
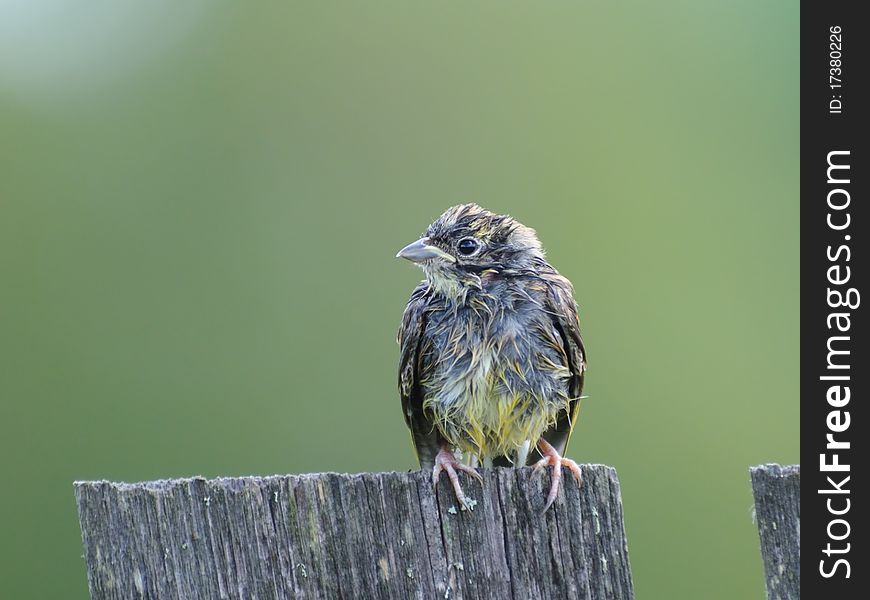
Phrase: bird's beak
[{"left": 396, "top": 237, "right": 456, "bottom": 263}]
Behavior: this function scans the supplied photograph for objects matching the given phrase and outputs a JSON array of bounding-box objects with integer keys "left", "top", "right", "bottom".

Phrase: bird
[{"left": 396, "top": 204, "right": 586, "bottom": 511}]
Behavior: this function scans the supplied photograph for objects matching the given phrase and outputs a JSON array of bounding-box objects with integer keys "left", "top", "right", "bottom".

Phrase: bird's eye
[{"left": 457, "top": 238, "right": 480, "bottom": 256}]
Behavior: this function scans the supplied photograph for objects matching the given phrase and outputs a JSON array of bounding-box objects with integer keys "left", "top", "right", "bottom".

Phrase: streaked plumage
[{"left": 397, "top": 204, "right": 586, "bottom": 510}]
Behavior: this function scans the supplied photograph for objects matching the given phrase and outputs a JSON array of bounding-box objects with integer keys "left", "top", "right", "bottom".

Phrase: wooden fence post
[
  {"left": 750, "top": 464, "right": 800, "bottom": 600},
  {"left": 75, "top": 465, "right": 634, "bottom": 599}
]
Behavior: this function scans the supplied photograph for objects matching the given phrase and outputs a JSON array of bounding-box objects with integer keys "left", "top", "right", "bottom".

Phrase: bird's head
[{"left": 396, "top": 204, "right": 544, "bottom": 296}]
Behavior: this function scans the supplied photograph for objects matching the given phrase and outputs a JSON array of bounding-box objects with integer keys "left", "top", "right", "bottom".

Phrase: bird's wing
[
  {"left": 398, "top": 282, "right": 441, "bottom": 469},
  {"left": 532, "top": 272, "right": 586, "bottom": 462}
]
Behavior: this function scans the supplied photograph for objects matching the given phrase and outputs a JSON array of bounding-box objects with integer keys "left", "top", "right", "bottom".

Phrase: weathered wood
[
  {"left": 76, "top": 465, "right": 633, "bottom": 600},
  {"left": 750, "top": 464, "right": 800, "bottom": 600}
]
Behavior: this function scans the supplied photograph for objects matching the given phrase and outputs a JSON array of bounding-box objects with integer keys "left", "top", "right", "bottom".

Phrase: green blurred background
[{"left": 0, "top": 1, "right": 797, "bottom": 598}]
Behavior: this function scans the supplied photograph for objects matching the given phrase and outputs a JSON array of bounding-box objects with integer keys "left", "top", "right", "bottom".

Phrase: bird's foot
[
  {"left": 433, "top": 446, "right": 483, "bottom": 511},
  {"left": 533, "top": 439, "right": 583, "bottom": 512}
]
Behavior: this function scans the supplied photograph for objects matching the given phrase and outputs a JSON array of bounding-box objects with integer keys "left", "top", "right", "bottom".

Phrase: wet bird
[{"left": 396, "top": 204, "right": 586, "bottom": 511}]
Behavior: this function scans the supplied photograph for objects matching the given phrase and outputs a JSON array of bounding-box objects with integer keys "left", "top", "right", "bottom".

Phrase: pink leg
[
  {"left": 533, "top": 439, "right": 583, "bottom": 512},
  {"left": 433, "top": 446, "right": 483, "bottom": 511}
]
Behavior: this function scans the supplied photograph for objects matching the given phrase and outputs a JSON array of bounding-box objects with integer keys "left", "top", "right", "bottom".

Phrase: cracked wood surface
[
  {"left": 750, "top": 464, "right": 799, "bottom": 600},
  {"left": 75, "top": 465, "right": 634, "bottom": 599}
]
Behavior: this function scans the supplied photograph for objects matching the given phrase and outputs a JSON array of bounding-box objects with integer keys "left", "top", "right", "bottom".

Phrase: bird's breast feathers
[{"left": 419, "top": 297, "right": 573, "bottom": 458}]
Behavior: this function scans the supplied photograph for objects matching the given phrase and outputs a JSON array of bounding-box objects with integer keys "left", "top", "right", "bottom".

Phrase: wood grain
[
  {"left": 76, "top": 465, "right": 634, "bottom": 599},
  {"left": 750, "top": 464, "right": 800, "bottom": 600}
]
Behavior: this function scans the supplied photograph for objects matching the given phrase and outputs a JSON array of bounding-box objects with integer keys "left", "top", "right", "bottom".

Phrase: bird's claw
[
  {"left": 533, "top": 439, "right": 583, "bottom": 512},
  {"left": 433, "top": 447, "right": 482, "bottom": 511}
]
